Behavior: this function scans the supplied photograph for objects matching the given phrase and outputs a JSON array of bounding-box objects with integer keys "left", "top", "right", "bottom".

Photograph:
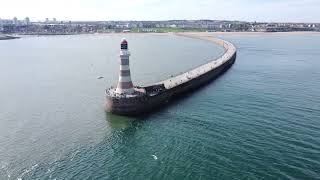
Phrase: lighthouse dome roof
[{"left": 121, "top": 38, "right": 128, "bottom": 44}]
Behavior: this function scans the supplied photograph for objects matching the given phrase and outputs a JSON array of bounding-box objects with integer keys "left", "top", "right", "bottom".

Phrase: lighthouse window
[{"left": 121, "top": 44, "right": 128, "bottom": 49}]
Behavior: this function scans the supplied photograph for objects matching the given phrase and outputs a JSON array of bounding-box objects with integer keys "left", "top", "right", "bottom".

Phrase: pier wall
[{"left": 155, "top": 33, "right": 236, "bottom": 90}]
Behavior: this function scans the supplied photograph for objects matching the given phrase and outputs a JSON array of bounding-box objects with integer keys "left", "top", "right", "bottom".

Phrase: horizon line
[{"left": 1, "top": 18, "right": 319, "bottom": 24}]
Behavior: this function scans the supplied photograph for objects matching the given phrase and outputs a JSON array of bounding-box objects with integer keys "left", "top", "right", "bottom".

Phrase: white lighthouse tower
[{"left": 116, "top": 38, "right": 135, "bottom": 94}]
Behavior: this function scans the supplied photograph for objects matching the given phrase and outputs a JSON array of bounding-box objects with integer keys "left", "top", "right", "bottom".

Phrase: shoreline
[
  {"left": 181, "top": 31, "right": 320, "bottom": 36},
  {"left": 10, "top": 31, "right": 320, "bottom": 37}
]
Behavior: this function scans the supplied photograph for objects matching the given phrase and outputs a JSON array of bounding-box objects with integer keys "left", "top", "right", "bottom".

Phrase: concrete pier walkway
[{"left": 157, "top": 33, "right": 237, "bottom": 89}]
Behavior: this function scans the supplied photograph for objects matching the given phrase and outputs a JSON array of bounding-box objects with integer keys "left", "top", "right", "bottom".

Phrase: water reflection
[{"left": 105, "top": 112, "right": 135, "bottom": 130}]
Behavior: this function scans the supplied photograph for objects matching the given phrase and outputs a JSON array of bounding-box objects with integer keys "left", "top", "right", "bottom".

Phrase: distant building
[
  {"left": 45, "top": 18, "right": 49, "bottom": 23},
  {"left": 53, "top": 18, "right": 57, "bottom": 23},
  {"left": 25, "top": 17, "right": 30, "bottom": 25},
  {"left": 13, "top": 17, "right": 18, "bottom": 25},
  {"left": 0, "top": 18, "right": 3, "bottom": 32}
]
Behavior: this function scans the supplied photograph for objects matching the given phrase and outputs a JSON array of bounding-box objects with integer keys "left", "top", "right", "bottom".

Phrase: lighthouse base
[{"left": 105, "top": 86, "right": 169, "bottom": 116}]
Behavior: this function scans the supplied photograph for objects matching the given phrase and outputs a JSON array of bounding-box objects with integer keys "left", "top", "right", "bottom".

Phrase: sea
[{"left": 0, "top": 33, "right": 319, "bottom": 179}]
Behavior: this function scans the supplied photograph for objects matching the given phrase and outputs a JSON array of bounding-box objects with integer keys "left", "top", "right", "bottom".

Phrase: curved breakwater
[{"left": 155, "top": 33, "right": 237, "bottom": 89}]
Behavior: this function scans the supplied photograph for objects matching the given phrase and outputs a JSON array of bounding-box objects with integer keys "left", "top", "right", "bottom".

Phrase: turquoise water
[{"left": 0, "top": 34, "right": 320, "bottom": 179}]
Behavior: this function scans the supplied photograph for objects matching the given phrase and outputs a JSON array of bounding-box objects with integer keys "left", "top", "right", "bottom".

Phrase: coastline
[
  {"left": 173, "top": 31, "right": 320, "bottom": 36},
  {"left": 95, "top": 31, "right": 320, "bottom": 36},
  {"left": 8, "top": 31, "right": 320, "bottom": 38}
]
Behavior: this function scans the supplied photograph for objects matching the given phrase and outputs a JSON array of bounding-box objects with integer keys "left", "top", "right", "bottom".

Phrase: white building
[
  {"left": 13, "top": 17, "right": 18, "bottom": 25},
  {"left": 25, "top": 17, "right": 30, "bottom": 25}
]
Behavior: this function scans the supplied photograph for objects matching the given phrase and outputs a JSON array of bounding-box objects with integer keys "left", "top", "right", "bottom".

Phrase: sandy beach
[
  {"left": 112, "top": 31, "right": 320, "bottom": 37},
  {"left": 173, "top": 31, "right": 320, "bottom": 37}
]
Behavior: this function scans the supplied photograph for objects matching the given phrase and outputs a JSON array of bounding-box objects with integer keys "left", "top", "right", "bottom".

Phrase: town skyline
[
  {"left": 1, "top": 18, "right": 319, "bottom": 35},
  {"left": 1, "top": 17, "right": 320, "bottom": 24},
  {"left": 0, "top": 0, "right": 319, "bottom": 23}
]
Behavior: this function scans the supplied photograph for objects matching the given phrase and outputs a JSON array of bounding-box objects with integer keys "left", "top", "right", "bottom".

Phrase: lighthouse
[{"left": 116, "top": 38, "right": 135, "bottom": 94}]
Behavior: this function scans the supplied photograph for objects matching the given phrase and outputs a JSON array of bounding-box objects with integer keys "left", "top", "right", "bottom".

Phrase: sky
[{"left": 0, "top": 0, "right": 319, "bottom": 22}]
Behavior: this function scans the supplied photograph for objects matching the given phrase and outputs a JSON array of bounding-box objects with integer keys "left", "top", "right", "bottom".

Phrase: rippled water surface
[{"left": 0, "top": 33, "right": 320, "bottom": 179}]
